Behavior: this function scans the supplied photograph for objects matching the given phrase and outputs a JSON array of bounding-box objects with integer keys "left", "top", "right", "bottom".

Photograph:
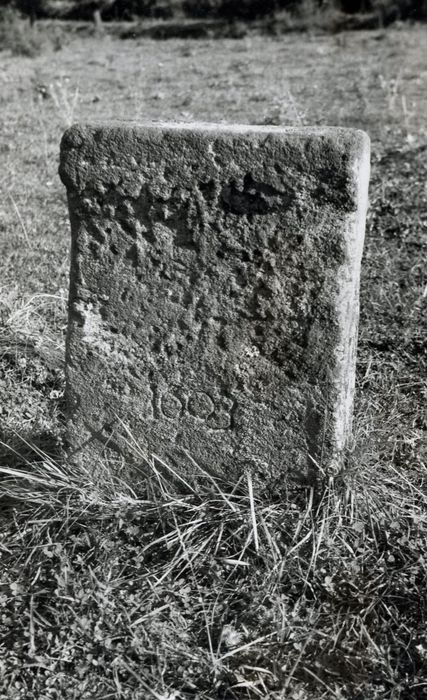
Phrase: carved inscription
[
  {"left": 160, "top": 392, "right": 183, "bottom": 419},
  {"left": 188, "top": 392, "right": 215, "bottom": 418},
  {"left": 154, "top": 388, "right": 234, "bottom": 430}
]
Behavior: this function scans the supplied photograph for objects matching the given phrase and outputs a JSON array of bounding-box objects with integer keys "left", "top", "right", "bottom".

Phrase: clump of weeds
[{"left": 1, "top": 427, "right": 426, "bottom": 698}]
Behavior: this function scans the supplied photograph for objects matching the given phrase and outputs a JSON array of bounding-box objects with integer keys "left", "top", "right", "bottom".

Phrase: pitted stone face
[{"left": 60, "top": 122, "right": 370, "bottom": 487}]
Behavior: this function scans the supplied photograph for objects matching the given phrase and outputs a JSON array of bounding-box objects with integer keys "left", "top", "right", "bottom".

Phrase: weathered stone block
[{"left": 59, "top": 122, "right": 370, "bottom": 487}]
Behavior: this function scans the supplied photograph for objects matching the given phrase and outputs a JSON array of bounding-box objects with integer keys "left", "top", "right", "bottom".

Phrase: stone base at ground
[{"left": 60, "top": 122, "right": 370, "bottom": 487}]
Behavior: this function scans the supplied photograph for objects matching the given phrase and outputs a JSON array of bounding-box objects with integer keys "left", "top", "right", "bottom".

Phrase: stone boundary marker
[{"left": 59, "top": 122, "right": 370, "bottom": 487}]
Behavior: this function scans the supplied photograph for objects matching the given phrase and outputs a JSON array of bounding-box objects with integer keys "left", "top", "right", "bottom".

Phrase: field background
[
  {"left": 1, "top": 23, "right": 425, "bottom": 469},
  {"left": 0, "top": 21, "right": 426, "bottom": 699}
]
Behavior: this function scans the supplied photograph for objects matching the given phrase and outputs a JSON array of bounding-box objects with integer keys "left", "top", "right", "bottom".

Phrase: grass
[
  {"left": 0, "top": 8, "right": 44, "bottom": 57},
  {"left": 0, "top": 8, "right": 67, "bottom": 56},
  {"left": 1, "top": 440, "right": 427, "bottom": 697},
  {"left": 0, "top": 22, "right": 426, "bottom": 698}
]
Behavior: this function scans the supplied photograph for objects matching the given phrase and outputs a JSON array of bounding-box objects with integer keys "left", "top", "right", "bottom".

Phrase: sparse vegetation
[
  {"left": 0, "top": 6, "right": 46, "bottom": 55},
  {"left": 0, "top": 0, "right": 426, "bottom": 25},
  {"left": 0, "top": 22, "right": 426, "bottom": 700},
  {"left": 1, "top": 440, "right": 427, "bottom": 698}
]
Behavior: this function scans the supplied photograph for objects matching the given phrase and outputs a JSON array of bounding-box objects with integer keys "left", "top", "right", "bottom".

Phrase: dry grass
[
  {"left": 1, "top": 437, "right": 426, "bottom": 698},
  {"left": 0, "top": 22, "right": 426, "bottom": 698}
]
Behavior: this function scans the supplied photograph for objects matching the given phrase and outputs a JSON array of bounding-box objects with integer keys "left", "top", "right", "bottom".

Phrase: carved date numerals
[{"left": 155, "top": 389, "right": 233, "bottom": 430}]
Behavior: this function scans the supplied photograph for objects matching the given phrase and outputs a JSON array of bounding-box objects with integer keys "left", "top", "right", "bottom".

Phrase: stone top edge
[
  {"left": 67, "top": 119, "right": 368, "bottom": 133},
  {"left": 62, "top": 121, "right": 370, "bottom": 148},
  {"left": 59, "top": 121, "right": 370, "bottom": 195}
]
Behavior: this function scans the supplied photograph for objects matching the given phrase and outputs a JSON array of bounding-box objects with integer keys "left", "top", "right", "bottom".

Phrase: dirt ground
[{"left": 0, "top": 23, "right": 426, "bottom": 468}]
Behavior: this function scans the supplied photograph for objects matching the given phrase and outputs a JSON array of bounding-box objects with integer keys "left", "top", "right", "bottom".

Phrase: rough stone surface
[{"left": 59, "top": 122, "right": 370, "bottom": 487}]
